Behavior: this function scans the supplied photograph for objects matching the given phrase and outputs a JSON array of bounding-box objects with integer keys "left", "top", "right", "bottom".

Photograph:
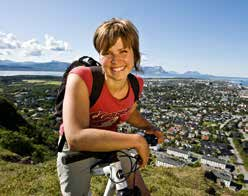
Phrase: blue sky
[{"left": 0, "top": 0, "right": 247, "bottom": 77}]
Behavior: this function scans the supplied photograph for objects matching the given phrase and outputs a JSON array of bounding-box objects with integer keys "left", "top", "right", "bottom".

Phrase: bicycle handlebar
[{"left": 61, "top": 133, "right": 158, "bottom": 165}]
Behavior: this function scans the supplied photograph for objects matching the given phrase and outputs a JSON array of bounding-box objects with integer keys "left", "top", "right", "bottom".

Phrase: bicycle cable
[{"left": 104, "top": 150, "right": 140, "bottom": 185}]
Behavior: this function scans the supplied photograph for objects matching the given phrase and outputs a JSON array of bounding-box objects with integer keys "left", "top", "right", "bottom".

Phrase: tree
[{"left": 237, "top": 174, "right": 244, "bottom": 183}]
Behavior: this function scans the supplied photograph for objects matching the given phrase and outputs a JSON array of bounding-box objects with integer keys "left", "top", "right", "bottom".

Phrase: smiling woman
[{"left": 57, "top": 18, "right": 164, "bottom": 196}]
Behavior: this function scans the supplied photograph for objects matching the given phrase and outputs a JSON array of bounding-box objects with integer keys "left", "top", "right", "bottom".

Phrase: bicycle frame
[{"left": 91, "top": 160, "right": 129, "bottom": 196}]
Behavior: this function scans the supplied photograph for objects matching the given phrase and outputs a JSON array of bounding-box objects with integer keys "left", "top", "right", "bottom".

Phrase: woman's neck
[{"left": 105, "top": 76, "right": 129, "bottom": 99}]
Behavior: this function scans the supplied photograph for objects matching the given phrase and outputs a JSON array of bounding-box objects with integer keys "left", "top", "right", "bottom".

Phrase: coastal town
[
  {"left": 119, "top": 78, "right": 248, "bottom": 191},
  {"left": 1, "top": 76, "right": 248, "bottom": 192}
]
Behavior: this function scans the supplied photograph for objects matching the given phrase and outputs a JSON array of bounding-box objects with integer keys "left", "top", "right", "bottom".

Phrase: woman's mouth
[{"left": 111, "top": 66, "right": 126, "bottom": 72}]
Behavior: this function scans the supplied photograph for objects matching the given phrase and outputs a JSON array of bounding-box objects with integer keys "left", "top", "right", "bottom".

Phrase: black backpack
[{"left": 55, "top": 56, "right": 140, "bottom": 152}]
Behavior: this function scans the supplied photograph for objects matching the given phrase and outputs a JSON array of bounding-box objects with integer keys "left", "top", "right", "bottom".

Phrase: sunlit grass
[
  {"left": 233, "top": 139, "right": 248, "bottom": 170},
  {"left": 0, "top": 159, "right": 60, "bottom": 196},
  {"left": 202, "top": 121, "right": 218, "bottom": 127},
  {"left": 23, "top": 80, "right": 61, "bottom": 85},
  {"left": 0, "top": 148, "right": 238, "bottom": 196}
]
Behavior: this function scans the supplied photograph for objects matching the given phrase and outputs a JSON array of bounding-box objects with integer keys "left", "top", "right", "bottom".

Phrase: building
[
  {"left": 201, "top": 135, "right": 209, "bottom": 141},
  {"left": 201, "top": 156, "right": 226, "bottom": 170},
  {"left": 166, "top": 147, "right": 190, "bottom": 160},
  {"left": 156, "top": 156, "right": 185, "bottom": 168},
  {"left": 240, "top": 90, "right": 248, "bottom": 99},
  {"left": 212, "top": 170, "right": 232, "bottom": 187},
  {"left": 205, "top": 169, "right": 232, "bottom": 188}
]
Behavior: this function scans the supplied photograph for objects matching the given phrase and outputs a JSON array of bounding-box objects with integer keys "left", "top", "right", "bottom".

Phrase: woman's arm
[
  {"left": 62, "top": 74, "right": 149, "bottom": 167},
  {"left": 127, "top": 104, "right": 165, "bottom": 144},
  {"left": 126, "top": 104, "right": 152, "bottom": 129}
]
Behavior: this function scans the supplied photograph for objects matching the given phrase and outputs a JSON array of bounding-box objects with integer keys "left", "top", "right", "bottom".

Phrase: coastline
[{"left": 0, "top": 70, "right": 248, "bottom": 87}]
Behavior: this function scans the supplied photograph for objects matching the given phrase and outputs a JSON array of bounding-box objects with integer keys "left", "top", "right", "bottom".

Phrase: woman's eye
[{"left": 121, "top": 50, "right": 128, "bottom": 54}]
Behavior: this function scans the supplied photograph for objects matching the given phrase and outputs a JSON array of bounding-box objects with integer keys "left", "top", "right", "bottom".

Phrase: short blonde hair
[{"left": 93, "top": 18, "right": 141, "bottom": 71}]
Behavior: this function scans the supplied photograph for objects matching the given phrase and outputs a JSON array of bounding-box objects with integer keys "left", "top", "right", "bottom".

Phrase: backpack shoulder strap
[
  {"left": 55, "top": 60, "right": 82, "bottom": 119},
  {"left": 90, "top": 66, "right": 105, "bottom": 107},
  {"left": 128, "top": 73, "right": 140, "bottom": 102}
]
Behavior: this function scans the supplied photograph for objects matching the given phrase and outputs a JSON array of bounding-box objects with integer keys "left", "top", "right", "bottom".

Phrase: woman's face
[{"left": 99, "top": 37, "right": 134, "bottom": 82}]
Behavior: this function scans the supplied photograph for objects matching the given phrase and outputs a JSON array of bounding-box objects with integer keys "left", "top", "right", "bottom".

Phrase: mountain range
[
  {"left": 0, "top": 60, "right": 69, "bottom": 72},
  {"left": 138, "top": 65, "right": 212, "bottom": 78},
  {"left": 0, "top": 60, "right": 247, "bottom": 81}
]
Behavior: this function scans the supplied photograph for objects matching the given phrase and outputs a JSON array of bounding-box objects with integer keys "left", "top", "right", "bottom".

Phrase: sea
[
  {"left": 0, "top": 70, "right": 248, "bottom": 87},
  {"left": 229, "top": 79, "right": 248, "bottom": 87},
  {"left": 0, "top": 71, "right": 64, "bottom": 77}
]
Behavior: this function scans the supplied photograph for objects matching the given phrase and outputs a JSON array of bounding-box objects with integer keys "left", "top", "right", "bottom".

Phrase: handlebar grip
[{"left": 144, "top": 134, "right": 158, "bottom": 146}]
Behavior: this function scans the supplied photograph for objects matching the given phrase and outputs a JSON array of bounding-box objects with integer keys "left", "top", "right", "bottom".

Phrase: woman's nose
[{"left": 111, "top": 54, "right": 122, "bottom": 64}]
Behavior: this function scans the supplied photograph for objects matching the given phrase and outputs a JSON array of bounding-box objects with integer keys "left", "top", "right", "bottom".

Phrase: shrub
[
  {"left": 0, "top": 129, "right": 34, "bottom": 155},
  {"left": 191, "top": 161, "right": 201, "bottom": 168},
  {"left": 237, "top": 174, "right": 244, "bottom": 183},
  {"left": 32, "top": 144, "right": 54, "bottom": 163}
]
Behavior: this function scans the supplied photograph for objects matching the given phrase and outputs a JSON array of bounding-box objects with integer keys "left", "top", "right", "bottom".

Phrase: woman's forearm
[
  {"left": 127, "top": 109, "right": 165, "bottom": 144},
  {"left": 127, "top": 109, "right": 153, "bottom": 130},
  {"left": 67, "top": 128, "right": 141, "bottom": 152}
]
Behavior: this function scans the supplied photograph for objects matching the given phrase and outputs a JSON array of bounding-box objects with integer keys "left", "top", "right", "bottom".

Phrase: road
[
  {"left": 228, "top": 137, "right": 248, "bottom": 189},
  {"left": 220, "top": 117, "right": 237, "bottom": 129}
]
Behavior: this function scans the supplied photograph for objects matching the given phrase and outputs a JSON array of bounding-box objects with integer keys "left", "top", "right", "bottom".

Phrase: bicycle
[{"left": 61, "top": 133, "right": 158, "bottom": 196}]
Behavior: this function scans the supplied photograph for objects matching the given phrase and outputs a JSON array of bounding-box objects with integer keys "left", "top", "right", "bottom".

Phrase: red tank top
[{"left": 59, "top": 66, "right": 143, "bottom": 134}]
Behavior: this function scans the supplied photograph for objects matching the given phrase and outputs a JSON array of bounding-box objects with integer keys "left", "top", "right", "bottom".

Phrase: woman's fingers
[
  {"left": 145, "top": 129, "right": 165, "bottom": 144},
  {"left": 135, "top": 134, "right": 150, "bottom": 168}
]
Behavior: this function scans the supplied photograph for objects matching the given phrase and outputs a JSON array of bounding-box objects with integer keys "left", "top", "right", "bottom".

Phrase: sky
[{"left": 0, "top": 0, "right": 247, "bottom": 77}]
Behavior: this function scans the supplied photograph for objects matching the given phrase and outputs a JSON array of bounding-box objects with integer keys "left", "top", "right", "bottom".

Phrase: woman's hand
[
  {"left": 134, "top": 134, "right": 150, "bottom": 168},
  {"left": 145, "top": 127, "right": 165, "bottom": 144}
]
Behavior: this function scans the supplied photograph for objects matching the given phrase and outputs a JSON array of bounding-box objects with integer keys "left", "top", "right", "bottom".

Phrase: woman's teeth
[{"left": 112, "top": 66, "right": 125, "bottom": 72}]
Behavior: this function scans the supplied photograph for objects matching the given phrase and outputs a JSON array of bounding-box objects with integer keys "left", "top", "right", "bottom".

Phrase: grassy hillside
[
  {"left": 0, "top": 148, "right": 58, "bottom": 196},
  {"left": 1, "top": 147, "right": 247, "bottom": 196}
]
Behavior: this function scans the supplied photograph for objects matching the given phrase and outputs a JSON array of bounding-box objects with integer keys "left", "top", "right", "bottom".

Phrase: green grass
[
  {"left": 233, "top": 139, "right": 248, "bottom": 170},
  {"left": 0, "top": 159, "right": 59, "bottom": 196},
  {"left": 9, "top": 83, "right": 23, "bottom": 87},
  {"left": 0, "top": 148, "right": 243, "bottom": 196},
  {"left": 22, "top": 79, "right": 61, "bottom": 85},
  {"left": 141, "top": 166, "right": 235, "bottom": 196},
  {"left": 202, "top": 121, "right": 218, "bottom": 127}
]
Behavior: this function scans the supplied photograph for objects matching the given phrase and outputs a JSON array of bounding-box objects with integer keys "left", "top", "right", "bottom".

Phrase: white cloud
[
  {"left": 141, "top": 53, "right": 148, "bottom": 62},
  {"left": 24, "top": 50, "right": 42, "bottom": 57},
  {"left": 22, "top": 39, "right": 43, "bottom": 56},
  {"left": 0, "top": 32, "right": 21, "bottom": 49},
  {"left": 22, "top": 39, "right": 42, "bottom": 49},
  {"left": 44, "top": 34, "right": 70, "bottom": 51},
  {"left": 140, "top": 53, "right": 151, "bottom": 66},
  {"left": 0, "top": 31, "right": 73, "bottom": 61},
  {"left": 0, "top": 50, "right": 11, "bottom": 56}
]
